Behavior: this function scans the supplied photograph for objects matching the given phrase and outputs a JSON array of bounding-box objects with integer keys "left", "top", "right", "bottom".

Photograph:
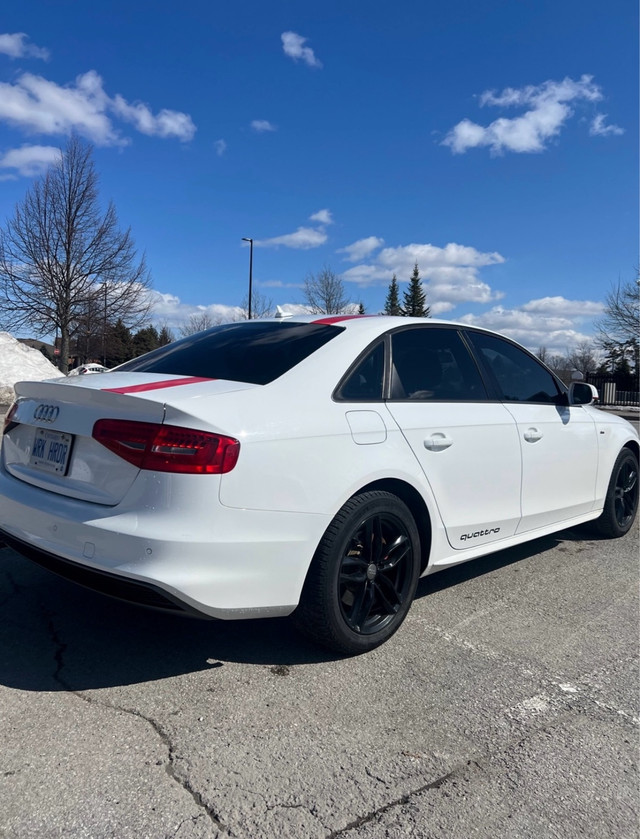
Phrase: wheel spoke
[
  {"left": 350, "top": 581, "right": 375, "bottom": 631},
  {"left": 378, "top": 534, "right": 410, "bottom": 572},
  {"left": 364, "top": 514, "right": 384, "bottom": 565},
  {"left": 375, "top": 574, "right": 401, "bottom": 614},
  {"left": 340, "top": 555, "right": 368, "bottom": 583}
]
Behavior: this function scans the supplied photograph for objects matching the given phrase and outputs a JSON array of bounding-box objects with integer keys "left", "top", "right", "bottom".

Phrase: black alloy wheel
[
  {"left": 595, "top": 449, "right": 639, "bottom": 538},
  {"left": 294, "top": 491, "right": 422, "bottom": 654},
  {"left": 338, "top": 510, "right": 415, "bottom": 635},
  {"left": 612, "top": 452, "right": 638, "bottom": 530}
]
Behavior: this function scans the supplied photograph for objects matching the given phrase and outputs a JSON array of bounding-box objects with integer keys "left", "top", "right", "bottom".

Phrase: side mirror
[{"left": 568, "top": 381, "right": 598, "bottom": 406}]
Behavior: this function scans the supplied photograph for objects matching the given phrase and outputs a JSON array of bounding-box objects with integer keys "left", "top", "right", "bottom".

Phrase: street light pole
[
  {"left": 241, "top": 237, "right": 253, "bottom": 320},
  {"left": 102, "top": 281, "right": 108, "bottom": 365}
]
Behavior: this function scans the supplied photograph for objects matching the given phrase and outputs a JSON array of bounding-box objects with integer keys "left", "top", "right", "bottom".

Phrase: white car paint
[{"left": 0, "top": 315, "right": 637, "bottom": 632}]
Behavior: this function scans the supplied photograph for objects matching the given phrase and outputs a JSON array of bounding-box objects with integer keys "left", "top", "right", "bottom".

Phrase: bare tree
[
  {"left": 566, "top": 341, "right": 597, "bottom": 375},
  {"left": 179, "top": 311, "right": 221, "bottom": 337},
  {"left": 0, "top": 136, "right": 151, "bottom": 372},
  {"left": 302, "top": 266, "right": 351, "bottom": 314},
  {"left": 237, "top": 290, "right": 274, "bottom": 320},
  {"left": 596, "top": 278, "right": 639, "bottom": 345}
]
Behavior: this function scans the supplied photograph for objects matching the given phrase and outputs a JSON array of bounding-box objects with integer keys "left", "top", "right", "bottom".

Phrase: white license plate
[{"left": 30, "top": 428, "right": 73, "bottom": 475}]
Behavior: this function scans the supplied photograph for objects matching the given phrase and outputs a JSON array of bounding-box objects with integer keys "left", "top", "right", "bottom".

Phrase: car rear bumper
[{"left": 0, "top": 466, "right": 330, "bottom": 619}]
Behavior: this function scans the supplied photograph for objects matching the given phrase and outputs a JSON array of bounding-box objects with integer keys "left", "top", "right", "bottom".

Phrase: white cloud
[
  {"left": 260, "top": 280, "right": 305, "bottom": 289},
  {"left": 443, "top": 75, "right": 606, "bottom": 155},
  {"left": 589, "top": 113, "right": 624, "bottom": 137},
  {"left": 251, "top": 119, "right": 276, "bottom": 133},
  {"left": 111, "top": 95, "right": 195, "bottom": 140},
  {"left": 0, "top": 71, "right": 119, "bottom": 145},
  {"left": 281, "top": 32, "right": 322, "bottom": 68},
  {"left": 214, "top": 139, "right": 227, "bottom": 156},
  {"left": 254, "top": 226, "right": 328, "bottom": 249},
  {"left": 147, "top": 290, "right": 308, "bottom": 329},
  {"left": 309, "top": 208, "right": 333, "bottom": 225},
  {"left": 0, "top": 69, "right": 195, "bottom": 148},
  {"left": 338, "top": 236, "right": 384, "bottom": 262},
  {"left": 147, "top": 291, "right": 243, "bottom": 329},
  {"left": 0, "top": 32, "right": 49, "bottom": 60},
  {"left": 341, "top": 240, "right": 505, "bottom": 310},
  {"left": 0, "top": 144, "right": 60, "bottom": 179},
  {"left": 459, "top": 296, "right": 603, "bottom": 354},
  {"left": 520, "top": 296, "right": 603, "bottom": 317}
]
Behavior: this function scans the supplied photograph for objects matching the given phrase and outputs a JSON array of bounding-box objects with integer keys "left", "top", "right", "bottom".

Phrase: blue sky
[{"left": 0, "top": 0, "right": 637, "bottom": 353}]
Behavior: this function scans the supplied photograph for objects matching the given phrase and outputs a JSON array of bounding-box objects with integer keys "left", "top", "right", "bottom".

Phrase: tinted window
[
  {"left": 390, "top": 327, "right": 487, "bottom": 401},
  {"left": 468, "top": 331, "right": 563, "bottom": 403},
  {"left": 337, "top": 342, "right": 384, "bottom": 400},
  {"left": 116, "top": 322, "right": 343, "bottom": 385}
]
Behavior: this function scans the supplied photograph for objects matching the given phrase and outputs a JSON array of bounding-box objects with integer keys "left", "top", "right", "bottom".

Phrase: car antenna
[{"left": 275, "top": 306, "right": 293, "bottom": 320}]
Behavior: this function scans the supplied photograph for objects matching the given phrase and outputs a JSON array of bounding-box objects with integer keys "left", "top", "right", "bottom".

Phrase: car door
[
  {"left": 466, "top": 330, "right": 599, "bottom": 533},
  {"left": 384, "top": 326, "right": 522, "bottom": 550}
]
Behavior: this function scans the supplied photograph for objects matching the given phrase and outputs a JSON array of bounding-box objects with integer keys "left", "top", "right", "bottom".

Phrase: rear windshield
[{"left": 115, "top": 321, "right": 343, "bottom": 385}]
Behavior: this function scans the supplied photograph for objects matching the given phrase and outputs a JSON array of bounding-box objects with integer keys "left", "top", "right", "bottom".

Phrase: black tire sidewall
[
  {"left": 312, "top": 491, "right": 421, "bottom": 654},
  {"left": 598, "top": 449, "right": 639, "bottom": 538}
]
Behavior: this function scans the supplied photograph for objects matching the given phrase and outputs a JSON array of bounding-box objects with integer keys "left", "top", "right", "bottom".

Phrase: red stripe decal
[
  {"left": 312, "top": 315, "right": 373, "bottom": 325},
  {"left": 102, "top": 377, "right": 214, "bottom": 394}
]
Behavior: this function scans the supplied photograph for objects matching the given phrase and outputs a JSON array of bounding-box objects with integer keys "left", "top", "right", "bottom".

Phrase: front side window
[
  {"left": 116, "top": 322, "right": 344, "bottom": 385},
  {"left": 390, "top": 327, "right": 488, "bottom": 401},
  {"left": 467, "top": 331, "right": 564, "bottom": 404}
]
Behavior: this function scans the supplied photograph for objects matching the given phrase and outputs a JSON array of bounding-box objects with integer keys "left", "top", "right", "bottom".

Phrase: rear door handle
[
  {"left": 523, "top": 427, "right": 543, "bottom": 443},
  {"left": 424, "top": 433, "right": 453, "bottom": 451}
]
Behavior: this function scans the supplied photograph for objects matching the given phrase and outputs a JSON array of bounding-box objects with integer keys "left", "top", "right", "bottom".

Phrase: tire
[
  {"left": 593, "top": 448, "right": 639, "bottom": 538},
  {"left": 294, "top": 491, "right": 421, "bottom": 655}
]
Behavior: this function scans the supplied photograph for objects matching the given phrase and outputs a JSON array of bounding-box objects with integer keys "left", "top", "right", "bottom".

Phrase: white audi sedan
[{"left": 1, "top": 315, "right": 637, "bottom": 653}]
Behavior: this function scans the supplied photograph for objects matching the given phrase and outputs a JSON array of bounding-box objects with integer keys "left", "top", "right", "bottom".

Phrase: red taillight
[
  {"left": 3, "top": 401, "right": 19, "bottom": 434},
  {"left": 92, "top": 419, "right": 240, "bottom": 474}
]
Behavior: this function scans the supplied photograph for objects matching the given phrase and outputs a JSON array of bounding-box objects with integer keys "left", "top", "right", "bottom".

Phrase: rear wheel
[
  {"left": 593, "top": 448, "right": 639, "bottom": 538},
  {"left": 294, "top": 491, "right": 421, "bottom": 654}
]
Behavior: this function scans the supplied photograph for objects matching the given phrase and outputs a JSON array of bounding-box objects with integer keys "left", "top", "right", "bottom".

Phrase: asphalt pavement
[
  {"left": 0, "top": 521, "right": 638, "bottom": 838},
  {"left": 0, "top": 403, "right": 638, "bottom": 838}
]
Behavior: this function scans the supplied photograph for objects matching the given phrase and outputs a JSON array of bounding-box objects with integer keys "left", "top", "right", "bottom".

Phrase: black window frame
[
  {"left": 333, "top": 325, "right": 493, "bottom": 404},
  {"left": 462, "top": 328, "right": 569, "bottom": 406}
]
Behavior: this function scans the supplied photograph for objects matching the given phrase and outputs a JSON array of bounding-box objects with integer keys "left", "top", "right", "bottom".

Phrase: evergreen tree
[
  {"left": 402, "top": 263, "right": 430, "bottom": 317},
  {"left": 157, "top": 325, "right": 174, "bottom": 346},
  {"left": 383, "top": 274, "right": 402, "bottom": 315},
  {"left": 132, "top": 325, "right": 160, "bottom": 357},
  {"left": 106, "top": 319, "right": 134, "bottom": 366},
  {"left": 358, "top": 302, "right": 366, "bottom": 314}
]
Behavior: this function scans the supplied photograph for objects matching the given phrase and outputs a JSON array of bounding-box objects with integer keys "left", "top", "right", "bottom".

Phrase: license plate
[{"left": 30, "top": 428, "right": 73, "bottom": 475}]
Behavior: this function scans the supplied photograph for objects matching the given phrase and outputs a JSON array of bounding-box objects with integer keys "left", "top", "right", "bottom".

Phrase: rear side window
[
  {"left": 468, "top": 331, "right": 564, "bottom": 404},
  {"left": 337, "top": 343, "right": 385, "bottom": 401},
  {"left": 116, "top": 322, "right": 343, "bottom": 385},
  {"left": 390, "top": 327, "right": 488, "bottom": 401}
]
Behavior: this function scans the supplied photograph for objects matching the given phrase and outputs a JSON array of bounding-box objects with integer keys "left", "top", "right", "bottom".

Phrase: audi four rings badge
[{"left": 33, "top": 404, "right": 59, "bottom": 422}]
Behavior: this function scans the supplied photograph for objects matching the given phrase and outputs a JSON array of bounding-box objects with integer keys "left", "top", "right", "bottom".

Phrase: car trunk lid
[{"left": 2, "top": 373, "right": 254, "bottom": 505}]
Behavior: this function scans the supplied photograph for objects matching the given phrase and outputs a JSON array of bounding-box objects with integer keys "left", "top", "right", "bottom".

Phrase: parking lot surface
[{"left": 1, "top": 519, "right": 638, "bottom": 838}]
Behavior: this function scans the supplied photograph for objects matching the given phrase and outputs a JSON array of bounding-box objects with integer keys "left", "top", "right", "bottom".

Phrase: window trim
[
  {"left": 385, "top": 324, "right": 492, "bottom": 404},
  {"left": 462, "top": 327, "right": 569, "bottom": 406},
  {"left": 333, "top": 339, "right": 387, "bottom": 402}
]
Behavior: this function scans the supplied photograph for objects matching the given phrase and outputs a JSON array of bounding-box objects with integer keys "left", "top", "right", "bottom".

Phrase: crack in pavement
[
  {"left": 43, "top": 606, "right": 233, "bottom": 838},
  {"left": 324, "top": 700, "right": 628, "bottom": 839},
  {"left": 325, "top": 766, "right": 459, "bottom": 838}
]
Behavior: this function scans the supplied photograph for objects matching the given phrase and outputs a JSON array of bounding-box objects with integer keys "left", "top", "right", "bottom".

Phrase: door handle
[
  {"left": 424, "top": 433, "right": 453, "bottom": 451},
  {"left": 523, "top": 427, "right": 543, "bottom": 443}
]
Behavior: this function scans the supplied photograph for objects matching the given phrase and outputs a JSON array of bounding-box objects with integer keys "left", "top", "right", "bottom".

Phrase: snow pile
[{"left": 0, "top": 332, "right": 65, "bottom": 404}]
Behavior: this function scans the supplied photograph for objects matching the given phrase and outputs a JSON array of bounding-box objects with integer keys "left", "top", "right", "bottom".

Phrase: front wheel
[
  {"left": 593, "top": 448, "right": 639, "bottom": 538},
  {"left": 294, "top": 491, "right": 421, "bottom": 654}
]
